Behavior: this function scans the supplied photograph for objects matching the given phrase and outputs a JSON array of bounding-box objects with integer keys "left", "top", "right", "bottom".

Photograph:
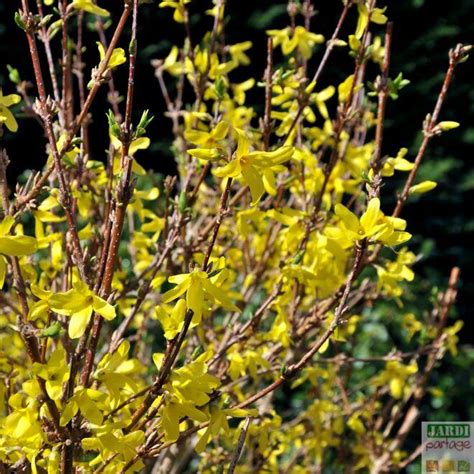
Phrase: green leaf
[
  {"left": 7, "top": 65, "right": 20, "bottom": 84},
  {"left": 41, "top": 322, "right": 62, "bottom": 338}
]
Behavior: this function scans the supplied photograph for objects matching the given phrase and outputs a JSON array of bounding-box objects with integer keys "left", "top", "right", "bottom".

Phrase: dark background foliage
[{"left": 1, "top": 0, "right": 473, "bottom": 429}]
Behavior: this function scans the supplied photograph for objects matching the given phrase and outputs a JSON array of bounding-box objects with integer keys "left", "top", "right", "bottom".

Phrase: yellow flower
[
  {"left": 402, "top": 313, "right": 423, "bottom": 340},
  {"left": 370, "top": 36, "right": 385, "bottom": 65},
  {"left": 0, "top": 88, "right": 21, "bottom": 132},
  {"left": 28, "top": 284, "right": 53, "bottom": 321},
  {"left": 0, "top": 216, "right": 37, "bottom": 287},
  {"left": 409, "top": 180, "right": 437, "bottom": 195},
  {"left": 228, "top": 348, "right": 270, "bottom": 381},
  {"left": 3, "top": 393, "right": 43, "bottom": 440},
  {"left": 186, "top": 121, "right": 230, "bottom": 160},
  {"left": 376, "top": 248, "right": 416, "bottom": 297},
  {"left": 155, "top": 352, "right": 220, "bottom": 442},
  {"left": 82, "top": 430, "right": 145, "bottom": 465},
  {"left": 184, "top": 46, "right": 236, "bottom": 79},
  {"left": 49, "top": 280, "right": 116, "bottom": 339},
  {"left": 444, "top": 320, "right": 463, "bottom": 356},
  {"left": 348, "top": 413, "right": 366, "bottom": 435},
  {"left": 46, "top": 134, "right": 80, "bottom": 168},
  {"left": 93, "top": 340, "right": 144, "bottom": 406},
  {"left": 228, "top": 41, "right": 253, "bottom": 66},
  {"left": 267, "top": 26, "right": 324, "bottom": 59},
  {"left": 97, "top": 42, "right": 126, "bottom": 69},
  {"left": 326, "top": 198, "right": 411, "bottom": 247},
  {"left": 72, "top": 0, "right": 109, "bottom": 17},
  {"left": 195, "top": 406, "right": 256, "bottom": 453},
  {"left": 213, "top": 128, "right": 294, "bottom": 204},
  {"left": 110, "top": 134, "right": 150, "bottom": 175},
  {"left": 32, "top": 347, "right": 69, "bottom": 401},
  {"left": 311, "top": 85, "right": 335, "bottom": 120},
  {"left": 168, "top": 353, "right": 219, "bottom": 405},
  {"left": 355, "top": 2, "right": 370, "bottom": 39},
  {"left": 355, "top": 2, "right": 387, "bottom": 40},
  {"left": 381, "top": 148, "right": 413, "bottom": 177},
  {"left": 162, "top": 268, "right": 239, "bottom": 323},
  {"left": 158, "top": 46, "right": 185, "bottom": 76},
  {"left": 155, "top": 299, "right": 187, "bottom": 340},
  {"left": 60, "top": 387, "right": 107, "bottom": 426},
  {"left": 231, "top": 78, "right": 255, "bottom": 106},
  {"left": 372, "top": 360, "right": 418, "bottom": 399},
  {"left": 130, "top": 187, "right": 160, "bottom": 223},
  {"left": 0, "top": 216, "right": 37, "bottom": 256},
  {"left": 159, "top": 0, "right": 191, "bottom": 23},
  {"left": 338, "top": 74, "right": 362, "bottom": 103}
]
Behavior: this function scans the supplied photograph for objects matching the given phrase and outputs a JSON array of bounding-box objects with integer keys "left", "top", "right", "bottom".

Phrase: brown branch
[
  {"left": 392, "top": 44, "right": 466, "bottom": 218},
  {"left": 21, "top": 0, "right": 88, "bottom": 284},
  {"left": 366, "top": 44, "right": 468, "bottom": 266},
  {"left": 234, "top": 242, "right": 366, "bottom": 410},
  {"left": 125, "top": 177, "right": 234, "bottom": 433},
  {"left": 227, "top": 417, "right": 251, "bottom": 474},
  {"left": 281, "top": 1, "right": 351, "bottom": 144},
  {"left": 108, "top": 235, "right": 177, "bottom": 352},
  {"left": 311, "top": 24, "right": 372, "bottom": 219},
  {"left": 371, "top": 267, "right": 460, "bottom": 474},
  {"left": 96, "top": 16, "right": 123, "bottom": 121},
  {"left": 36, "top": 0, "right": 62, "bottom": 118},
  {"left": 369, "top": 21, "right": 393, "bottom": 194},
  {"left": 262, "top": 37, "right": 273, "bottom": 151},
  {"left": 202, "top": 178, "right": 233, "bottom": 271},
  {"left": 14, "top": 4, "right": 132, "bottom": 214},
  {"left": 74, "top": 10, "right": 90, "bottom": 161},
  {"left": 80, "top": 0, "right": 139, "bottom": 388},
  {"left": 60, "top": 0, "right": 73, "bottom": 129}
]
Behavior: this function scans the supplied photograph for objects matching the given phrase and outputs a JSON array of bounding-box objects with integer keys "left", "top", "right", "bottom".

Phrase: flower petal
[
  {"left": 241, "top": 165, "right": 264, "bottom": 204},
  {"left": 212, "top": 121, "right": 230, "bottom": 141},
  {"left": 360, "top": 198, "right": 381, "bottom": 234},
  {"left": 334, "top": 203, "right": 359, "bottom": 234},
  {"left": 213, "top": 158, "right": 242, "bottom": 178},
  {"left": 0, "top": 235, "right": 37, "bottom": 256},
  {"left": 0, "top": 106, "right": 19, "bottom": 132},
  {"left": 0, "top": 255, "right": 6, "bottom": 288},
  {"left": 68, "top": 306, "right": 93, "bottom": 339},
  {"left": 187, "top": 278, "right": 204, "bottom": 321},
  {"left": 93, "top": 296, "right": 116, "bottom": 321},
  {"left": 162, "top": 279, "right": 190, "bottom": 303}
]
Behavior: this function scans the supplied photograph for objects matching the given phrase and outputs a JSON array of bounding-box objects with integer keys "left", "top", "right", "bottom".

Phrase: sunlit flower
[{"left": 0, "top": 88, "right": 21, "bottom": 132}]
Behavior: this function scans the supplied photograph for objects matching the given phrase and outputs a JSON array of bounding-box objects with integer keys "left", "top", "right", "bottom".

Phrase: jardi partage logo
[{"left": 422, "top": 422, "right": 474, "bottom": 473}]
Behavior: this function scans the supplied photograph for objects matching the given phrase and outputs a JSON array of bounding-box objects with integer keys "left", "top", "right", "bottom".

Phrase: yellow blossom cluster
[{"left": 0, "top": 0, "right": 467, "bottom": 472}]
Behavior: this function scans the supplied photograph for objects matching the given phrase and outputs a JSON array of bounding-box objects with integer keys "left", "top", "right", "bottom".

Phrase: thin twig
[
  {"left": 14, "top": 4, "right": 132, "bottom": 214},
  {"left": 227, "top": 417, "right": 251, "bottom": 474},
  {"left": 263, "top": 38, "right": 273, "bottom": 151},
  {"left": 392, "top": 44, "right": 466, "bottom": 218},
  {"left": 80, "top": 0, "right": 139, "bottom": 387},
  {"left": 234, "top": 242, "right": 366, "bottom": 410}
]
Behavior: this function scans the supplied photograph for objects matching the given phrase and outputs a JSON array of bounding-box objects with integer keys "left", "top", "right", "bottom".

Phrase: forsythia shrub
[{"left": 0, "top": 0, "right": 470, "bottom": 472}]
